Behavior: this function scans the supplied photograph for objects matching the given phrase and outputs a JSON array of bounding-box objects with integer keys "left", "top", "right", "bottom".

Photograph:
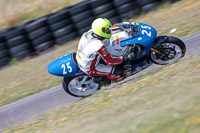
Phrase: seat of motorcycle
[{"left": 72, "top": 52, "right": 78, "bottom": 66}]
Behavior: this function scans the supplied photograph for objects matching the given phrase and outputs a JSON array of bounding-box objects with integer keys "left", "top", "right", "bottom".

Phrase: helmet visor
[{"left": 102, "top": 27, "right": 111, "bottom": 34}]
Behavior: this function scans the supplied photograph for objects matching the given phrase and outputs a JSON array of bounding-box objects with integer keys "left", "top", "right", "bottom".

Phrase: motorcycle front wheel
[
  {"left": 62, "top": 75, "right": 100, "bottom": 97},
  {"left": 150, "top": 36, "right": 186, "bottom": 65}
]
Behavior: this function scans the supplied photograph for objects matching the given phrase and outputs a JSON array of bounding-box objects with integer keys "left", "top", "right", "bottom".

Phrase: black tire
[
  {"left": 25, "top": 17, "right": 47, "bottom": 33},
  {"left": 28, "top": 27, "right": 49, "bottom": 40},
  {"left": 62, "top": 77, "right": 77, "bottom": 97},
  {"left": 47, "top": 9, "right": 70, "bottom": 24},
  {"left": 137, "top": 0, "right": 159, "bottom": 6},
  {"left": 5, "top": 26, "right": 25, "bottom": 40},
  {"left": 119, "top": 9, "right": 140, "bottom": 20},
  {"left": 113, "top": 0, "right": 134, "bottom": 7},
  {"left": 56, "top": 32, "right": 77, "bottom": 44},
  {"left": 141, "top": 2, "right": 159, "bottom": 12},
  {"left": 150, "top": 36, "right": 186, "bottom": 65},
  {"left": 89, "top": 0, "right": 112, "bottom": 8},
  {"left": 92, "top": 3, "right": 113, "bottom": 15},
  {"left": 0, "top": 57, "right": 10, "bottom": 67},
  {"left": 12, "top": 50, "right": 31, "bottom": 60},
  {"left": 71, "top": 10, "right": 92, "bottom": 23},
  {"left": 77, "top": 26, "right": 90, "bottom": 36},
  {"left": 49, "top": 18, "right": 71, "bottom": 31},
  {"left": 0, "top": 43, "right": 7, "bottom": 50},
  {"left": 69, "top": 1, "right": 90, "bottom": 16},
  {"left": 74, "top": 17, "right": 94, "bottom": 29},
  {"left": 7, "top": 36, "right": 27, "bottom": 48},
  {"left": 109, "top": 16, "right": 120, "bottom": 24},
  {"left": 53, "top": 25, "right": 75, "bottom": 38},
  {"left": 96, "top": 9, "right": 118, "bottom": 19},
  {"left": 31, "top": 33, "right": 53, "bottom": 47},
  {"left": 0, "top": 50, "right": 9, "bottom": 58},
  {"left": 34, "top": 41, "right": 54, "bottom": 52},
  {"left": 62, "top": 75, "right": 100, "bottom": 97},
  {"left": 0, "top": 35, "right": 5, "bottom": 43},
  {"left": 9, "top": 43, "right": 31, "bottom": 55},
  {"left": 116, "top": 1, "right": 138, "bottom": 14},
  {"left": 0, "top": 28, "right": 13, "bottom": 36}
]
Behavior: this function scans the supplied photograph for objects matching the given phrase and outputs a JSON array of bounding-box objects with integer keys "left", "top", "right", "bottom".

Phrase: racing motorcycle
[{"left": 47, "top": 22, "right": 186, "bottom": 97}]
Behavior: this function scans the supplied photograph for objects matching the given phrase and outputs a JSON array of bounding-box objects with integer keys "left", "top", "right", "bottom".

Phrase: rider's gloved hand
[{"left": 123, "top": 53, "right": 135, "bottom": 62}]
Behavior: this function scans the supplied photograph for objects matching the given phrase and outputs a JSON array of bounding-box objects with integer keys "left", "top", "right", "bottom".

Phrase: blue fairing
[
  {"left": 47, "top": 53, "right": 84, "bottom": 77},
  {"left": 117, "top": 22, "right": 157, "bottom": 72},
  {"left": 48, "top": 23, "right": 158, "bottom": 78},
  {"left": 119, "top": 22, "right": 157, "bottom": 48}
]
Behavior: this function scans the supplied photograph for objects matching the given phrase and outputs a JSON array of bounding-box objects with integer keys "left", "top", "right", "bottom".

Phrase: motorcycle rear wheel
[
  {"left": 62, "top": 75, "right": 100, "bottom": 97},
  {"left": 150, "top": 36, "right": 186, "bottom": 65}
]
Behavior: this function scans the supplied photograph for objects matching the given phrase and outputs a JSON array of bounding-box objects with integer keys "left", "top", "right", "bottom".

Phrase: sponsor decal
[
  {"left": 103, "top": 49, "right": 108, "bottom": 55},
  {"left": 123, "top": 65, "right": 131, "bottom": 68},
  {"left": 62, "top": 57, "right": 71, "bottom": 62},
  {"left": 136, "top": 22, "right": 140, "bottom": 25},
  {"left": 115, "top": 35, "right": 120, "bottom": 45},
  {"left": 142, "top": 51, "right": 146, "bottom": 55},
  {"left": 112, "top": 26, "right": 119, "bottom": 29},
  {"left": 138, "top": 37, "right": 142, "bottom": 41}
]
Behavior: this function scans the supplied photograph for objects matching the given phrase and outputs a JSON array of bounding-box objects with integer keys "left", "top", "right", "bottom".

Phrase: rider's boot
[
  {"left": 93, "top": 76, "right": 111, "bottom": 85},
  {"left": 93, "top": 66, "right": 124, "bottom": 84},
  {"left": 106, "top": 65, "right": 124, "bottom": 81}
]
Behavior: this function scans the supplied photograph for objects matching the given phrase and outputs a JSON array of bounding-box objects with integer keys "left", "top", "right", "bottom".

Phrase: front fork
[
  {"left": 151, "top": 48, "right": 165, "bottom": 56},
  {"left": 151, "top": 35, "right": 169, "bottom": 56}
]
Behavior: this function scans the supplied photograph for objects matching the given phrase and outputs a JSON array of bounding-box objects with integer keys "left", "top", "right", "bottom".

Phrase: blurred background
[{"left": 0, "top": 0, "right": 200, "bottom": 132}]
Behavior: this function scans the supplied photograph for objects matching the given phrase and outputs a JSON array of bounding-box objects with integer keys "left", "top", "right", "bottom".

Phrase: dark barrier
[{"left": 0, "top": 0, "right": 179, "bottom": 68}]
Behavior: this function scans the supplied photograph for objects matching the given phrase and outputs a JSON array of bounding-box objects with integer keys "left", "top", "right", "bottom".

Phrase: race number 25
[
  {"left": 61, "top": 62, "right": 72, "bottom": 75},
  {"left": 141, "top": 25, "right": 151, "bottom": 37}
]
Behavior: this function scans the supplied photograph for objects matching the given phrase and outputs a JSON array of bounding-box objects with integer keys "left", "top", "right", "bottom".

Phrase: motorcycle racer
[
  {"left": 48, "top": 18, "right": 186, "bottom": 97},
  {"left": 76, "top": 18, "right": 136, "bottom": 81}
]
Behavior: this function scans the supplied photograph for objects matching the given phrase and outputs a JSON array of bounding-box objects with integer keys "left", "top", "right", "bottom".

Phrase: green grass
[
  {"left": 0, "top": 0, "right": 83, "bottom": 29},
  {"left": 3, "top": 54, "right": 200, "bottom": 133},
  {"left": 0, "top": 0, "right": 200, "bottom": 106}
]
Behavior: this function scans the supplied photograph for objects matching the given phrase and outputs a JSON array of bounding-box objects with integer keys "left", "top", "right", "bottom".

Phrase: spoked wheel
[
  {"left": 62, "top": 75, "right": 100, "bottom": 97},
  {"left": 150, "top": 36, "right": 186, "bottom": 65}
]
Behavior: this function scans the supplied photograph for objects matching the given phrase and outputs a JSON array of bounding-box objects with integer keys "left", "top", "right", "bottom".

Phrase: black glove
[{"left": 123, "top": 53, "right": 135, "bottom": 62}]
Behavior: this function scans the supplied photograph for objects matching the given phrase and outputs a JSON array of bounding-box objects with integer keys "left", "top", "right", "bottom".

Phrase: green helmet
[{"left": 91, "top": 18, "right": 112, "bottom": 39}]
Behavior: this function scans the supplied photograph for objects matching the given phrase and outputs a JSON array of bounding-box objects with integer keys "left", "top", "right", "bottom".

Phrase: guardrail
[{"left": 0, "top": 0, "right": 179, "bottom": 68}]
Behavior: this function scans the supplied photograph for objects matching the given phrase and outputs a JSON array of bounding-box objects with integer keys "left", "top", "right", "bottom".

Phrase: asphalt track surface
[{"left": 0, "top": 32, "right": 199, "bottom": 131}]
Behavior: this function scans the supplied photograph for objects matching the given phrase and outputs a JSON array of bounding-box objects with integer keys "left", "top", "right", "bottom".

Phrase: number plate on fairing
[
  {"left": 119, "top": 22, "right": 157, "bottom": 48},
  {"left": 47, "top": 53, "right": 83, "bottom": 77}
]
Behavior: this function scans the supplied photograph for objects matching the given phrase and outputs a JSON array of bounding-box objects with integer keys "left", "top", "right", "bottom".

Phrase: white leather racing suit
[{"left": 76, "top": 29, "right": 124, "bottom": 80}]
